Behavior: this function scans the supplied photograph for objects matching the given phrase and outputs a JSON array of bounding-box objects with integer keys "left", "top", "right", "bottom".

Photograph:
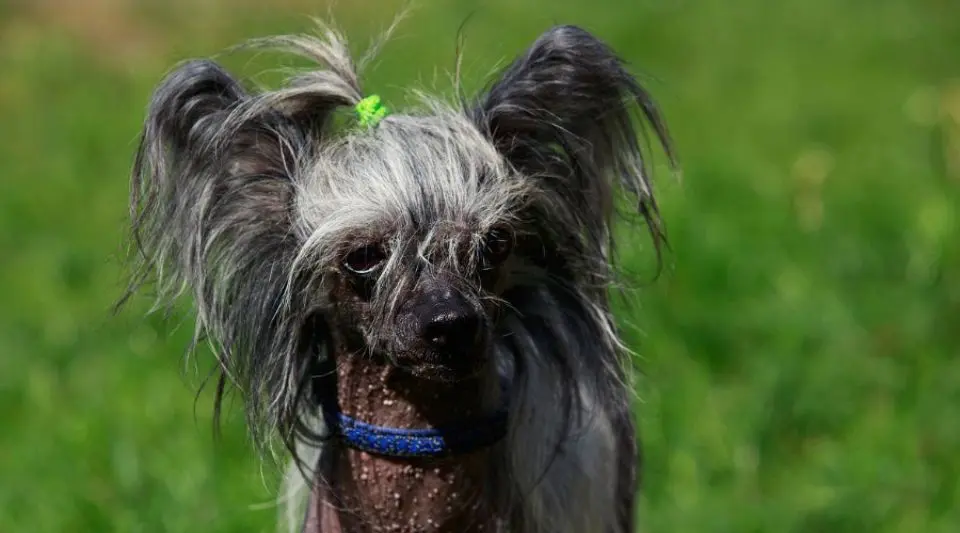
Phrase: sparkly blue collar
[{"left": 323, "top": 407, "right": 509, "bottom": 458}]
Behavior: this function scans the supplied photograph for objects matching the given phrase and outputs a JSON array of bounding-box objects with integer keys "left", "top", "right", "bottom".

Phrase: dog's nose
[{"left": 422, "top": 310, "right": 482, "bottom": 349}]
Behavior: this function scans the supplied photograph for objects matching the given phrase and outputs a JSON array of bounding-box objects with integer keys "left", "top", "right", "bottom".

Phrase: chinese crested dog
[{"left": 124, "top": 19, "right": 674, "bottom": 533}]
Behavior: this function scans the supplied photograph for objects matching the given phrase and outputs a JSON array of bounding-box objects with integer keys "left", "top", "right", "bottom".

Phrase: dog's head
[
  {"left": 299, "top": 111, "right": 528, "bottom": 381},
  {"left": 126, "top": 22, "right": 673, "bottom": 449}
]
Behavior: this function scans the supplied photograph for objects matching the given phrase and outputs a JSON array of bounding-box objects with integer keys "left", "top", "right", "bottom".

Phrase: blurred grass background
[{"left": 2, "top": 0, "right": 959, "bottom": 531}]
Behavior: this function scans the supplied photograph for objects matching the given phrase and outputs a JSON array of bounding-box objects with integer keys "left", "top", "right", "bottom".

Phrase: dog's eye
[
  {"left": 481, "top": 226, "right": 514, "bottom": 267},
  {"left": 343, "top": 244, "right": 386, "bottom": 275}
]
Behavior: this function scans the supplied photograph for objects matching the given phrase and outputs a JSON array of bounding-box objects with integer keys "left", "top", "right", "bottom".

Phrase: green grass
[{"left": 2, "top": 0, "right": 959, "bottom": 531}]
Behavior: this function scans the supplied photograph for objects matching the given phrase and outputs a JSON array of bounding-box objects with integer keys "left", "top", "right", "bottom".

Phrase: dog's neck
[{"left": 306, "top": 353, "right": 502, "bottom": 533}]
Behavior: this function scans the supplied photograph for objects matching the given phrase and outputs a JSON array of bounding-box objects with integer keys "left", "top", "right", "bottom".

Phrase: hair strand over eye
[{"left": 481, "top": 226, "right": 514, "bottom": 268}]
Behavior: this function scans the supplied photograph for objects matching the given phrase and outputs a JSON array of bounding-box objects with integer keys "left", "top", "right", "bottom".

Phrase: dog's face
[{"left": 295, "top": 115, "right": 531, "bottom": 380}]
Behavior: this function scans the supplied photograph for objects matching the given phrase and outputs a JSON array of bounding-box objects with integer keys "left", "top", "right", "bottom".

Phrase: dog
[{"left": 123, "top": 19, "right": 674, "bottom": 533}]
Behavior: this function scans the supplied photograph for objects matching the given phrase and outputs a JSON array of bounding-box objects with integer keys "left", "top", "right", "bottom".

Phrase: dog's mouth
[
  {"left": 404, "top": 362, "right": 479, "bottom": 382},
  {"left": 393, "top": 344, "right": 491, "bottom": 383}
]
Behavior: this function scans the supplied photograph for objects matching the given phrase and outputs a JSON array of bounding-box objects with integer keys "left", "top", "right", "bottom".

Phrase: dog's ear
[
  {"left": 130, "top": 58, "right": 300, "bottom": 280},
  {"left": 472, "top": 25, "right": 675, "bottom": 262},
  {"left": 127, "top": 43, "right": 361, "bottom": 453},
  {"left": 128, "top": 58, "right": 309, "bottom": 444}
]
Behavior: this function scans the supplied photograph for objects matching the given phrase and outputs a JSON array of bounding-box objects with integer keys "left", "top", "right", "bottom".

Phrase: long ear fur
[
  {"left": 472, "top": 26, "right": 675, "bottom": 533},
  {"left": 473, "top": 25, "right": 675, "bottom": 273},
  {"left": 124, "top": 28, "right": 365, "bottom": 457}
]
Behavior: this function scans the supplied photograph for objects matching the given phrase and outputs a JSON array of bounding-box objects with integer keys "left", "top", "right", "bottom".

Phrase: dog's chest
[{"left": 318, "top": 448, "right": 493, "bottom": 533}]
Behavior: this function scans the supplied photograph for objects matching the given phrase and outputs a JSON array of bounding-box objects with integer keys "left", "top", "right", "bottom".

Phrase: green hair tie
[{"left": 355, "top": 94, "right": 388, "bottom": 127}]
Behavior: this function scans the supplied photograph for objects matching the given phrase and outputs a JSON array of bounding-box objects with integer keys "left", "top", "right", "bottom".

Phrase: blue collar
[{"left": 323, "top": 407, "right": 509, "bottom": 458}]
